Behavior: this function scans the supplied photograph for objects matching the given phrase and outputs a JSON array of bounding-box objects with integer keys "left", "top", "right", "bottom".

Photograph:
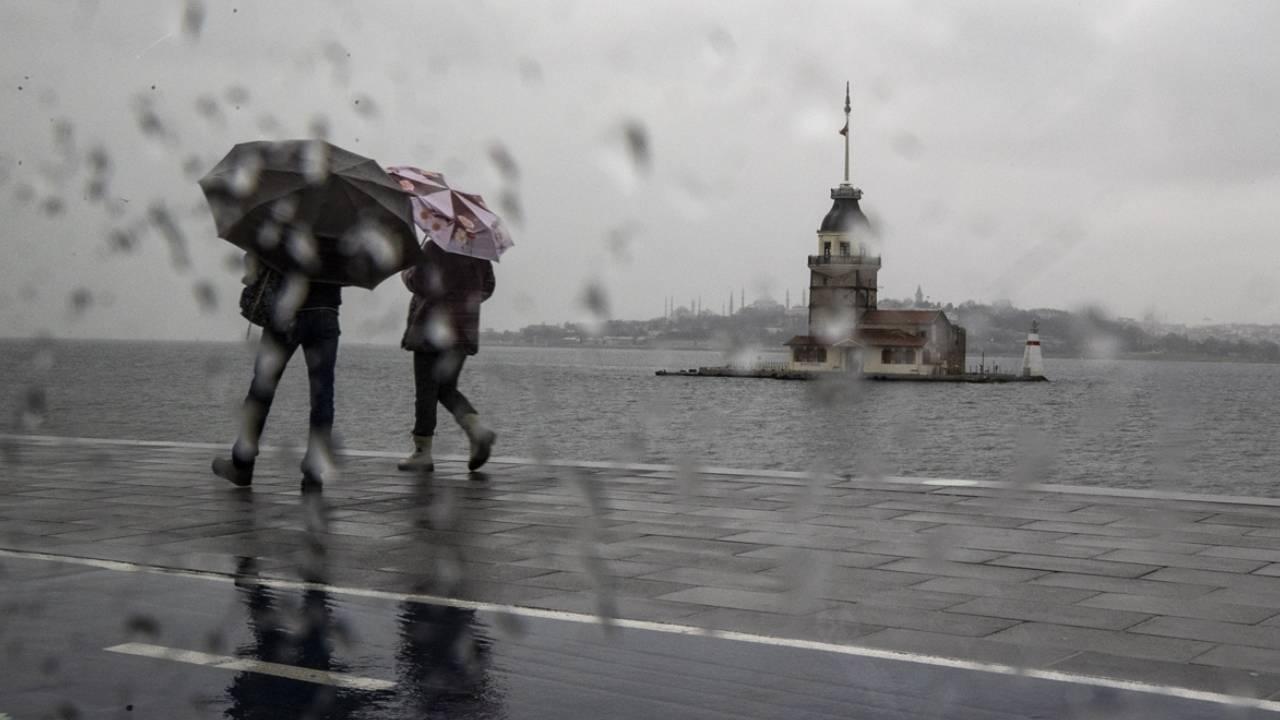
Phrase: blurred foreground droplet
[
  {"left": 497, "top": 189, "right": 523, "bottom": 227},
  {"left": 182, "top": 0, "right": 205, "bottom": 39},
  {"left": 68, "top": 288, "right": 92, "bottom": 316},
  {"left": 193, "top": 280, "right": 217, "bottom": 313},
  {"left": 18, "top": 386, "right": 47, "bottom": 431},
  {"left": 488, "top": 143, "right": 519, "bottom": 182},
  {"left": 579, "top": 282, "right": 610, "bottom": 337},
  {"left": 621, "top": 120, "right": 651, "bottom": 174},
  {"left": 148, "top": 203, "right": 190, "bottom": 270},
  {"left": 124, "top": 614, "right": 161, "bottom": 640}
]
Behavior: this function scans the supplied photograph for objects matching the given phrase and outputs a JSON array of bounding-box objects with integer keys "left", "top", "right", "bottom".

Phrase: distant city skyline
[{"left": 3, "top": 1, "right": 1280, "bottom": 341}]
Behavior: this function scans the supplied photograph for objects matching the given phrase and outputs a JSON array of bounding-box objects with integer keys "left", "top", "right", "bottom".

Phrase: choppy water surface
[{"left": 3, "top": 339, "right": 1278, "bottom": 496}]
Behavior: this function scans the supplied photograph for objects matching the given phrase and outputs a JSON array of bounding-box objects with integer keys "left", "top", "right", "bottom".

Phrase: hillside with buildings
[{"left": 483, "top": 298, "right": 1280, "bottom": 364}]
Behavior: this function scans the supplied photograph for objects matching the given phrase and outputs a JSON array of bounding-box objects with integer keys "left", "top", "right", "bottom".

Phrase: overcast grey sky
[{"left": 2, "top": 0, "right": 1279, "bottom": 341}]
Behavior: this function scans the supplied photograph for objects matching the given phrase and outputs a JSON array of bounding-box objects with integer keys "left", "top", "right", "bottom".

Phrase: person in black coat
[{"left": 397, "top": 242, "right": 496, "bottom": 473}]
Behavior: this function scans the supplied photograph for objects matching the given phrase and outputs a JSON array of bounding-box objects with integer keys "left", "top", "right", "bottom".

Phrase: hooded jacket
[{"left": 400, "top": 242, "right": 495, "bottom": 355}]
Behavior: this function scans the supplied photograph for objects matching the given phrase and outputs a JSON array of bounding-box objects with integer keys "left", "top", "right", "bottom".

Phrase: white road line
[
  {"left": 4, "top": 547, "right": 1280, "bottom": 713},
  {"left": 104, "top": 642, "right": 395, "bottom": 691},
  {"left": 7, "top": 432, "right": 1280, "bottom": 507}
]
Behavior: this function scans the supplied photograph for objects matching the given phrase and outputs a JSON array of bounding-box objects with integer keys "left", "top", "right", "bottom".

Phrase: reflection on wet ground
[
  {"left": 6, "top": 554, "right": 1271, "bottom": 720},
  {"left": 4, "top": 451, "right": 1279, "bottom": 719}
]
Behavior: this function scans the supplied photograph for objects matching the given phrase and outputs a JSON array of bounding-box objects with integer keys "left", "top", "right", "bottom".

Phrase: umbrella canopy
[
  {"left": 386, "top": 166, "right": 513, "bottom": 262},
  {"left": 199, "top": 140, "right": 420, "bottom": 289}
]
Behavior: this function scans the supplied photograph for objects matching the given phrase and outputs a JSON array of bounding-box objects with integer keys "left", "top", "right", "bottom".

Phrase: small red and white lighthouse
[{"left": 1021, "top": 320, "right": 1045, "bottom": 379}]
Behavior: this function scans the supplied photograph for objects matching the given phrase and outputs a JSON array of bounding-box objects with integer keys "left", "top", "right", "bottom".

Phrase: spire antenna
[{"left": 841, "top": 82, "right": 851, "bottom": 185}]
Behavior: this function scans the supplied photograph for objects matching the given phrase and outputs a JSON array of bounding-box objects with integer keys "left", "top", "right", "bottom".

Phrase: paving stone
[
  {"left": 613, "top": 550, "right": 778, "bottom": 573},
  {"left": 849, "top": 588, "right": 975, "bottom": 612},
  {"left": 1199, "top": 546, "right": 1280, "bottom": 564},
  {"left": 886, "top": 511, "right": 1030, "bottom": 529},
  {"left": 1016, "top": 521, "right": 1157, "bottom": 538},
  {"left": 813, "top": 603, "right": 1019, "bottom": 638},
  {"left": 1095, "top": 549, "right": 1268, "bottom": 574},
  {"left": 637, "top": 566, "right": 785, "bottom": 592},
  {"left": 1198, "top": 589, "right": 1280, "bottom": 615},
  {"left": 914, "top": 526, "right": 1077, "bottom": 553},
  {"left": 734, "top": 545, "right": 899, "bottom": 569},
  {"left": 945, "top": 596, "right": 1151, "bottom": 630},
  {"left": 657, "top": 586, "right": 830, "bottom": 615},
  {"left": 818, "top": 567, "right": 937, "bottom": 593},
  {"left": 508, "top": 554, "right": 669, "bottom": 578},
  {"left": 911, "top": 577, "right": 1099, "bottom": 605},
  {"left": 874, "top": 558, "right": 1047, "bottom": 583},
  {"left": 1130, "top": 616, "right": 1280, "bottom": 650},
  {"left": 985, "top": 554, "right": 1161, "bottom": 578},
  {"left": 1029, "top": 572, "right": 1219, "bottom": 599},
  {"left": 1203, "top": 513, "right": 1280, "bottom": 529},
  {"left": 984, "top": 622, "right": 1215, "bottom": 662},
  {"left": 1143, "top": 567, "right": 1280, "bottom": 594},
  {"left": 1054, "top": 534, "right": 1215, "bottom": 555},
  {"left": 849, "top": 541, "right": 1006, "bottom": 564},
  {"left": 1077, "top": 592, "right": 1277, "bottom": 624},
  {"left": 717, "top": 531, "right": 879, "bottom": 552},
  {"left": 606, "top": 534, "right": 767, "bottom": 557},
  {"left": 1193, "top": 645, "right": 1280, "bottom": 676},
  {"left": 607, "top": 522, "right": 744, "bottom": 540}
]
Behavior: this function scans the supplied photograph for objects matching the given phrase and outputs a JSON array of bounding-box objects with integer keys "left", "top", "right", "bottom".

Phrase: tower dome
[{"left": 819, "top": 184, "right": 869, "bottom": 234}]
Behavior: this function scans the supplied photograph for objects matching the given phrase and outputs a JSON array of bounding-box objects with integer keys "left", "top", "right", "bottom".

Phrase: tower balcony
[{"left": 808, "top": 253, "right": 881, "bottom": 268}]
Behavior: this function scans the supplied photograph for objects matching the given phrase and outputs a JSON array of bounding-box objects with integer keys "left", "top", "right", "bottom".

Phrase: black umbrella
[{"left": 199, "top": 140, "right": 420, "bottom": 289}]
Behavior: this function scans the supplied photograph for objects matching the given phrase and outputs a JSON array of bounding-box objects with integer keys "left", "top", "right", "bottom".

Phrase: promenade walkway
[{"left": 6, "top": 434, "right": 1280, "bottom": 710}]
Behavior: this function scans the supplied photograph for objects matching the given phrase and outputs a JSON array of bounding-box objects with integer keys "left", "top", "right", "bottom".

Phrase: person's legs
[
  {"left": 411, "top": 350, "right": 443, "bottom": 438},
  {"left": 434, "top": 350, "right": 476, "bottom": 424},
  {"left": 215, "top": 327, "right": 297, "bottom": 486},
  {"left": 297, "top": 310, "right": 340, "bottom": 485},
  {"left": 399, "top": 350, "right": 441, "bottom": 471},
  {"left": 436, "top": 351, "right": 494, "bottom": 471}
]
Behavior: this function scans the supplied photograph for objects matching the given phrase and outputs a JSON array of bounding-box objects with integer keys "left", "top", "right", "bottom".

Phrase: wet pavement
[
  {"left": 6, "top": 434, "right": 1280, "bottom": 717},
  {"left": 3, "top": 553, "right": 1271, "bottom": 719}
]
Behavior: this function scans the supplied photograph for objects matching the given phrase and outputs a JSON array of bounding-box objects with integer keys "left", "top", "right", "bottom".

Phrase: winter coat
[{"left": 400, "top": 242, "right": 495, "bottom": 355}]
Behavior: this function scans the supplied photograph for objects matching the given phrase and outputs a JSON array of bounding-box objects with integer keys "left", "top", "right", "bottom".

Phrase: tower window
[
  {"left": 822, "top": 241, "right": 831, "bottom": 257},
  {"left": 840, "top": 242, "right": 850, "bottom": 255}
]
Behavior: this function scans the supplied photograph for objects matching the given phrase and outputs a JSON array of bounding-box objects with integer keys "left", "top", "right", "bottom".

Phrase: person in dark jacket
[
  {"left": 213, "top": 257, "right": 344, "bottom": 490},
  {"left": 398, "top": 241, "right": 496, "bottom": 472}
]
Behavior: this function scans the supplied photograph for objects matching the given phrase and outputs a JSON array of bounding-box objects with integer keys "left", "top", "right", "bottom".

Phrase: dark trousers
[
  {"left": 412, "top": 350, "right": 476, "bottom": 437},
  {"left": 233, "top": 309, "right": 340, "bottom": 462}
]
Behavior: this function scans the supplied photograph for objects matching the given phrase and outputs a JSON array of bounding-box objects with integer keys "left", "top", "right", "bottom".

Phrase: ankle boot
[
  {"left": 460, "top": 414, "right": 496, "bottom": 471},
  {"left": 300, "top": 432, "right": 338, "bottom": 490},
  {"left": 397, "top": 434, "right": 434, "bottom": 472},
  {"left": 212, "top": 455, "right": 254, "bottom": 487}
]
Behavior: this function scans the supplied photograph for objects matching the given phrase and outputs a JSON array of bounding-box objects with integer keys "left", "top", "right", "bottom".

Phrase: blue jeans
[{"left": 233, "top": 309, "right": 340, "bottom": 462}]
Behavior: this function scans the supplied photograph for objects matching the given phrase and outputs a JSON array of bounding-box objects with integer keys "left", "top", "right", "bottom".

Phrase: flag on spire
[{"left": 838, "top": 120, "right": 848, "bottom": 137}]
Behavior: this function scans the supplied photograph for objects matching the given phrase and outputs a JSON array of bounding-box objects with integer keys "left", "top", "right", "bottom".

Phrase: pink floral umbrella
[{"left": 385, "top": 166, "right": 513, "bottom": 262}]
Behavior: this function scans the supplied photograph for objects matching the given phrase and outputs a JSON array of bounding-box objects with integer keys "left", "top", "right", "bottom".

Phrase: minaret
[
  {"left": 1021, "top": 320, "right": 1045, "bottom": 378},
  {"left": 808, "top": 82, "right": 880, "bottom": 341},
  {"left": 729, "top": 291, "right": 734, "bottom": 315}
]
